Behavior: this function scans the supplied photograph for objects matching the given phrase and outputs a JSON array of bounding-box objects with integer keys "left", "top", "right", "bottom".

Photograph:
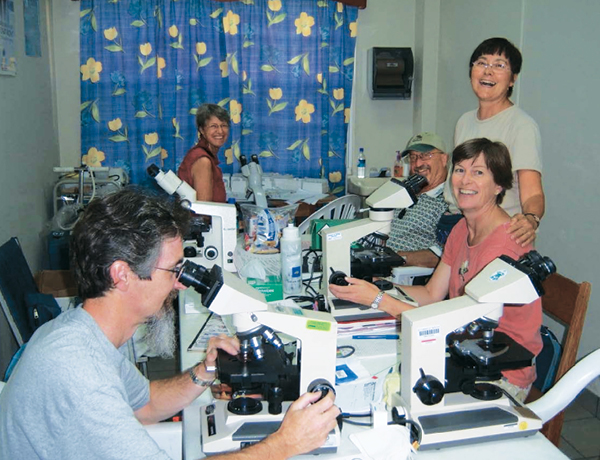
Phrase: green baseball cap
[{"left": 401, "top": 132, "right": 448, "bottom": 158}]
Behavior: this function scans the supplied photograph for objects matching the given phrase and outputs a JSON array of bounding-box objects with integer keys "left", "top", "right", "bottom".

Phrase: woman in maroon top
[{"left": 178, "top": 104, "right": 229, "bottom": 203}]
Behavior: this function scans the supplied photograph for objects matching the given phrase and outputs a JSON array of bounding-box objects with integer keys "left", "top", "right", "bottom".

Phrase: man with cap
[{"left": 387, "top": 132, "right": 452, "bottom": 269}]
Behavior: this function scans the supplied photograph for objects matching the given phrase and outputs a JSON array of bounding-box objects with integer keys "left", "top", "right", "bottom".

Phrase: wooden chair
[{"left": 525, "top": 273, "right": 592, "bottom": 446}]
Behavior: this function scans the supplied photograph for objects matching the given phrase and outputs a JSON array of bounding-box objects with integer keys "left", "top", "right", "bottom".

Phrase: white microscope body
[
  {"left": 321, "top": 176, "right": 425, "bottom": 320},
  {"left": 397, "top": 253, "right": 554, "bottom": 450},
  {"left": 178, "top": 261, "right": 340, "bottom": 454},
  {"left": 186, "top": 201, "right": 237, "bottom": 272},
  {"left": 148, "top": 165, "right": 237, "bottom": 272}
]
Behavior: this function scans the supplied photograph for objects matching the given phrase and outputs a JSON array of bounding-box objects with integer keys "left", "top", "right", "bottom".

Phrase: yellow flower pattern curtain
[{"left": 80, "top": 0, "right": 358, "bottom": 193}]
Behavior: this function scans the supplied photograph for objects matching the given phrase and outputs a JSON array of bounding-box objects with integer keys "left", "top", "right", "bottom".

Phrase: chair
[
  {"left": 525, "top": 273, "right": 592, "bottom": 446},
  {"left": 298, "top": 194, "right": 362, "bottom": 235}
]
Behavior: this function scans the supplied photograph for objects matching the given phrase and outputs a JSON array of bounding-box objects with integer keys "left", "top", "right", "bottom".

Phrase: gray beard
[{"left": 143, "top": 291, "right": 178, "bottom": 359}]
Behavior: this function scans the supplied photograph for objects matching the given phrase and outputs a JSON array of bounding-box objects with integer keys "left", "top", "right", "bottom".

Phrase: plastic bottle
[
  {"left": 393, "top": 151, "right": 403, "bottom": 178},
  {"left": 280, "top": 223, "right": 302, "bottom": 296},
  {"left": 357, "top": 148, "right": 366, "bottom": 179}
]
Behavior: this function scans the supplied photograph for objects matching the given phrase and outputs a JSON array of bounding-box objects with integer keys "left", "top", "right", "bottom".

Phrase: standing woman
[
  {"left": 445, "top": 37, "right": 545, "bottom": 247},
  {"left": 178, "top": 103, "right": 230, "bottom": 203}
]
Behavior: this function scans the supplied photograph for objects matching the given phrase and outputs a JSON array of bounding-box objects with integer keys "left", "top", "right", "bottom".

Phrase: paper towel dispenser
[{"left": 368, "top": 47, "right": 414, "bottom": 100}]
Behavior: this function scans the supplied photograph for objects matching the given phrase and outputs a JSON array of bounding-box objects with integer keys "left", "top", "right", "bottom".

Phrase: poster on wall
[
  {"left": 0, "top": 0, "right": 16, "bottom": 76},
  {"left": 24, "top": 0, "right": 40, "bottom": 57}
]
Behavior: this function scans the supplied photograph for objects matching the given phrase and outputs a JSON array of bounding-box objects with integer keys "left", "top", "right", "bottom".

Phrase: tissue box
[
  {"left": 273, "top": 175, "right": 300, "bottom": 191},
  {"left": 301, "top": 178, "right": 329, "bottom": 194},
  {"left": 246, "top": 276, "right": 283, "bottom": 302},
  {"left": 230, "top": 174, "right": 248, "bottom": 195}
]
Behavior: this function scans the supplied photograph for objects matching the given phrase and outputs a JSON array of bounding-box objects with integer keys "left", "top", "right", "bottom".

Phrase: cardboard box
[
  {"left": 246, "top": 275, "right": 283, "bottom": 302},
  {"left": 35, "top": 270, "right": 78, "bottom": 298}
]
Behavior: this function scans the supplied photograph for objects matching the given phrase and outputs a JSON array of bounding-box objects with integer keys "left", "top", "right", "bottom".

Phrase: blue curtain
[{"left": 79, "top": 0, "right": 358, "bottom": 194}]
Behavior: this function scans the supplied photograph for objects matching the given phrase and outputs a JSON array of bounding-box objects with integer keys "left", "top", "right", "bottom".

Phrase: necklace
[
  {"left": 459, "top": 259, "right": 469, "bottom": 283},
  {"left": 459, "top": 246, "right": 470, "bottom": 283}
]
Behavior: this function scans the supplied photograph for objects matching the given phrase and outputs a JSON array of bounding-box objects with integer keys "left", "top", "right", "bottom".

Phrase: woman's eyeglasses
[
  {"left": 205, "top": 123, "right": 230, "bottom": 131},
  {"left": 472, "top": 59, "right": 509, "bottom": 72}
]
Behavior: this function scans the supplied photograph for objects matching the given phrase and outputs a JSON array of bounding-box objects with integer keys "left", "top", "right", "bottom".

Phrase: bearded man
[{"left": 0, "top": 188, "right": 338, "bottom": 460}]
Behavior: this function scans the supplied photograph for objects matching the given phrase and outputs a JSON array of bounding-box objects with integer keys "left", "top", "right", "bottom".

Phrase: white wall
[
  {"left": 50, "top": 0, "right": 81, "bottom": 166},
  {"left": 435, "top": 0, "right": 524, "bottom": 144},
  {"left": 350, "top": 0, "right": 416, "bottom": 176},
  {"left": 0, "top": 0, "right": 59, "bottom": 376},
  {"left": 435, "top": 0, "right": 600, "bottom": 395}
]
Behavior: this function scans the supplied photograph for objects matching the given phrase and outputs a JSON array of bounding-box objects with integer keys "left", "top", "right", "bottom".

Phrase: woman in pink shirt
[{"left": 330, "top": 138, "right": 542, "bottom": 402}]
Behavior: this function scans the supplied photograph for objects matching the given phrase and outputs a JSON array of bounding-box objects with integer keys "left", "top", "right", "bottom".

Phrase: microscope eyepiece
[
  {"left": 177, "top": 260, "right": 211, "bottom": 293},
  {"left": 517, "top": 251, "right": 557, "bottom": 283},
  {"left": 403, "top": 174, "right": 428, "bottom": 195},
  {"left": 498, "top": 250, "right": 556, "bottom": 297},
  {"left": 146, "top": 164, "right": 160, "bottom": 177}
]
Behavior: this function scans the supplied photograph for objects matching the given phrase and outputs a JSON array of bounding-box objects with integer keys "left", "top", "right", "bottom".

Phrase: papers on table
[{"left": 335, "top": 357, "right": 391, "bottom": 414}]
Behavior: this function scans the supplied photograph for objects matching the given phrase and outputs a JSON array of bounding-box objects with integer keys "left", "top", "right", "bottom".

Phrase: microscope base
[
  {"left": 399, "top": 393, "right": 542, "bottom": 450},
  {"left": 200, "top": 400, "right": 340, "bottom": 455},
  {"left": 327, "top": 286, "right": 417, "bottom": 322}
]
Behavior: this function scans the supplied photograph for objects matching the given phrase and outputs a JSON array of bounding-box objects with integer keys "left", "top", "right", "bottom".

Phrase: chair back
[
  {"left": 298, "top": 194, "right": 362, "bottom": 235},
  {"left": 527, "top": 273, "right": 592, "bottom": 446}
]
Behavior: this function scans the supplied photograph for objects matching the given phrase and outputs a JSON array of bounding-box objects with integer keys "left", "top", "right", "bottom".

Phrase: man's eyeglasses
[
  {"left": 472, "top": 59, "right": 509, "bottom": 72},
  {"left": 154, "top": 264, "right": 183, "bottom": 277},
  {"left": 408, "top": 151, "right": 439, "bottom": 163}
]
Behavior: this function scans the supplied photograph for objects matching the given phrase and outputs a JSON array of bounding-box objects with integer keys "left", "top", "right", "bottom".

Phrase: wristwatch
[
  {"left": 523, "top": 213, "right": 541, "bottom": 228},
  {"left": 189, "top": 364, "right": 216, "bottom": 387},
  {"left": 370, "top": 291, "right": 385, "bottom": 310}
]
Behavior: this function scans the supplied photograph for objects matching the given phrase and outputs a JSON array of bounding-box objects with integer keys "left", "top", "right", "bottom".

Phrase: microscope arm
[
  {"left": 526, "top": 349, "right": 600, "bottom": 423},
  {"left": 241, "top": 158, "right": 268, "bottom": 208},
  {"left": 246, "top": 163, "right": 268, "bottom": 208},
  {"left": 189, "top": 264, "right": 337, "bottom": 394}
]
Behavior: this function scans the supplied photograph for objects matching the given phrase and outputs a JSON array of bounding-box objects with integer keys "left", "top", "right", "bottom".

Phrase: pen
[{"left": 352, "top": 334, "right": 399, "bottom": 340}]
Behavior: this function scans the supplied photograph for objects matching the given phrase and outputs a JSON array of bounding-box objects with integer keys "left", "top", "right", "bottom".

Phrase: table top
[{"left": 178, "top": 289, "right": 567, "bottom": 460}]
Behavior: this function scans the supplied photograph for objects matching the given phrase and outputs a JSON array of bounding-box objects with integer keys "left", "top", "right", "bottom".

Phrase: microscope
[
  {"left": 240, "top": 154, "right": 268, "bottom": 208},
  {"left": 321, "top": 175, "right": 426, "bottom": 320},
  {"left": 396, "top": 251, "right": 556, "bottom": 450},
  {"left": 176, "top": 260, "right": 340, "bottom": 454},
  {"left": 147, "top": 165, "right": 237, "bottom": 272}
]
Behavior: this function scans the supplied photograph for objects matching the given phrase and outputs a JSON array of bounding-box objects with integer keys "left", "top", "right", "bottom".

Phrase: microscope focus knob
[
  {"left": 308, "top": 378, "right": 336, "bottom": 402},
  {"left": 204, "top": 246, "right": 218, "bottom": 260},
  {"left": 183, "top": 246, "right": 198, "bottom": 258},
  {"left": 413, "top": 368, "right": 444, "bottom": 406},
  {"left": 329, "top": 269, "right": 349, "bottom": 286}
]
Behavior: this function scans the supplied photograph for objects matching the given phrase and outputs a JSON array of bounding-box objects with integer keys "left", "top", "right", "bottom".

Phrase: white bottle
[
  {"left": 357, "top": 148, "right": 366, "bottom": 179},
  {"left": 280, "top": 223, "right": 302, "bottom": 296}
]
